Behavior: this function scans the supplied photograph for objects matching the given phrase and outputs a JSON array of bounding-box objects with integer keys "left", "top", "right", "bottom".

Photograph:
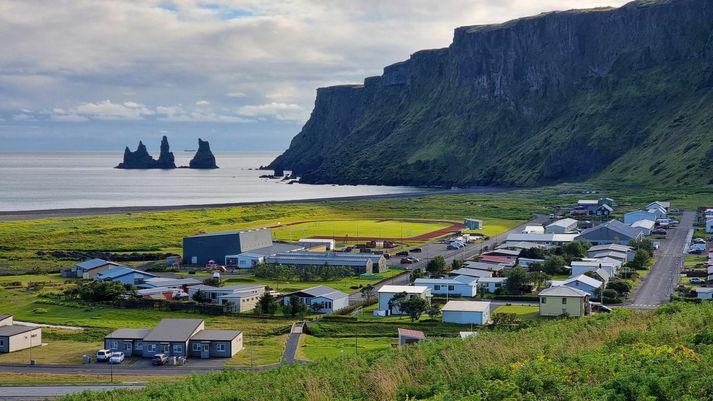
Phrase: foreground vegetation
[{"left": 57, "top": 302, "right": 713, "bottom": 400}]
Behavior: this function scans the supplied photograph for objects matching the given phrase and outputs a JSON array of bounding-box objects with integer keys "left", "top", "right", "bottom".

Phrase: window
[
  {"left": 135, "top": 341, "right": 143, "bottom": 350},
  {"left": 124, "top": 342, "right": 131, "bottom": 350},
  {"left": 192, "top": 343, "right": 200, "bottom": 351},
  {"left": 541, "top": 297, "right": 547, "bottom": 304},
  {"left": 111, "top": 340, "right": 118, "bottom": 349},
  {"left": 0, "top": 339, "right": 4, "bottom": 347},
  {"left": 562, "top": 298, "right": 567, "bottom": 305},
  {"left": 173, "top": 344, "right": 183, "bottom": 354},
  {"left": 147, "top": 344, "right": 156, "bottom": 353},
  {"left": 434, "top": 285, "right": 441, "bottom": 290},
  {"left": 448, "top": 285, "right": 455, "bottom": 291},
  {"left": 216, "top": 343, "right": 226, "bottom": 352}
]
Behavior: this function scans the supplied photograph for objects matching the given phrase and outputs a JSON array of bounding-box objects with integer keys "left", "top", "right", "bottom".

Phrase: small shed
[
  {"left": 0, "top": 325, "right": 42, "bottom": 354},
  {"left": 397, "top": 328, "right": 425, "bottom": 346},
  {"left": 441, "top": 301, "right": 491, "bottom": 325},
  {"left": 464, "top": 218, "right": 483, "bottom": 230}
]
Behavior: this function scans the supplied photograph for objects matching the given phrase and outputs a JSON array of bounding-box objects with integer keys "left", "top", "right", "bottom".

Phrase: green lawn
[
  {"left": 297, "top": 335, "right": 393, "bottom": 361},
  {"left": 493, "top": 305, "right": 540, "bottom": 321},
  {"left": 226, "top": 334, "right": 287, "bottom": 367},
  {"left": 272, "top": 219, "right": 452, "bottom": 241}
]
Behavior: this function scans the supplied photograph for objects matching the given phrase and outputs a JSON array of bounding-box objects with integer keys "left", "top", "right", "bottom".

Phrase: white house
[
  {"left": 449, "top": 267, "right": 493, "bottom": 278},
  {"left": 377, "top": 285, "right": 431, "bottom": 315},
  {"left": 476, "top": 277, "right": 507, "bottom": 293},
  {"left": 647, "top": 201, "right": 670, "bottom": 211},
  {"left": 545, "top": 218, "right": 579, "bottom": 234},
  {"left": 570, "top": 259, "right": 620, "bottom": 278},
  {"left": 623, "top": 210, "right": 657, "bottom": 225},
  {"left": 504, "top": 233, "right": 578, "bottom": 246},
  {"left": 706, "top": 219, "right": 713, "bottom": 234},
  {"left": 630, "top": 219, "right": 655, "bottom": 236},
  {"left": 188, "top": 284, "right": 265, "bottom": 313},
  {"left": 647, "top": 206, "right": 667, "bottom": 219},
  {"left": 234, "top": 252, "right": 265, "bottom": 269},
  {"left": 551, "top": 274, "right": 603, "bottom": 297},
  {"left": 441, "top": 301, "right": 491, "bottom": 325},
  {"left": 588, "top": 251, "right": 629, "bottom": 266},
  {"left": 522, "top": 225, "right": 545, "bottom": 234},
  {"left": 282, "top": 285, "right": 349, "bottom": 313},
  {"left": 695, "top": 288, "right": 713, "bottom": 300},
  {"left": 414, "top": 277, "right": 477, "bottom": 298},
  {"left": 587, "top": 244, "right": 634, "bottom": 262}
]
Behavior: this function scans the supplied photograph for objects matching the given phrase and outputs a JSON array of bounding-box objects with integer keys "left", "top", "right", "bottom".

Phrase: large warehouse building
[{"left": 183, "top": 228, "right": 273, "bottom": 265}]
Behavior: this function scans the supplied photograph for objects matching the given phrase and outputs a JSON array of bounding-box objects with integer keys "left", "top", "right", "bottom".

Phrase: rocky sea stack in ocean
[
  {"left": 188, "top": 138, "right": 218, "bottom": 169},
  {"left": 116, "top": 136, "right": 176, "bottom": 169}
]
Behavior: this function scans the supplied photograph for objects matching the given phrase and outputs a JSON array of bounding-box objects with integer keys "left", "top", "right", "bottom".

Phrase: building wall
[
  {"left": 539, "top": 296, "right": 585, "bottom": 317},
  {"left": 624, "top": 211, "right": 656, "bottom": 225},
  {"left": 0, "top": 329, "right": 42, "bottom": 353},
  {"left": 378, "top": 291, "right": 429, "bottom": 314},
  {"left": 442, "top": 310, "right": 489, "bottom": 325},
  {"left": 188, "top": 338, "right": 237, "bottom": 358},
  {"left": 141, "top": 341, "right": 189, "bottom": 358},
  {"left": 82, "top": 264, "right": 114, "bottom": 279},
  {"left": 564, "top": 281, "right": 599, "bottom": 297},
  {"left": 0, "top": 316, "right": 13, "bottom": 327},
  {"left": 104, "top": 338, "right": 144, "bottom": 356},
  {"left": 417, "top": 282, "right": 476, "bottom": 297}
]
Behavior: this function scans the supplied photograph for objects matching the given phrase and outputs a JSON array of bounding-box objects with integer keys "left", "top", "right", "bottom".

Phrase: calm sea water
[{"left": 0, "top": 152, "right": 426, "bottom": 211}]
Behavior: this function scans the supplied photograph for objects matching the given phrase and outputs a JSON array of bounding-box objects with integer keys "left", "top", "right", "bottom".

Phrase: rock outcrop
[
  {"left": 269, "top": 0, "right": 713, "bottom": 188},
  {"left": 188, "top": 139, "right": 218, "bottom": 169},
  {"left": 156, "top": 136, "right": 176, "bottom": 169},
  {"left": 116, "top": 136, "right": 176, "bottom": 169}
]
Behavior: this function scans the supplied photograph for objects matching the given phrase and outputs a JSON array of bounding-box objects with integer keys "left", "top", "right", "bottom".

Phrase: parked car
[
  {"left": 96, "top": 349, "right": 112, "bottom": 362},
  {"left": 689, "top": 249, "right": 703, "bottom": 255},
  {"left": 109, "top": 351, "right": 125, "bottom": 364},
  {"left": 652, "top": 229, "right": 667, "bottom": 236},
  {"left": 152, "top": 353, "right": 168, "bottom": 366},
  {"left": 692, "top": 238, "right": 706, "bottom": 244},
  {"left": 395, "top": 251, "right": 409, "bottom": 257},
  {"left": 690, "top": 278, "right": 706, "bottom": 285},
  {"left": 400, "top": 257, "right": 414, "bottom": 264},
  {"left": 447, "top": 243, "right": 461, "bottom": 250},
  {"left": 382, "top": 253, "right": 391, "bottom": 259},
  {"left": 409, "top": 247, "right": 423, "bottom": 253},
  {"left": 407, "top": 257, "right": 420, "bottom": 263},
  {"left": 653, "top": 242, "right": 660, "bottom": 250}
]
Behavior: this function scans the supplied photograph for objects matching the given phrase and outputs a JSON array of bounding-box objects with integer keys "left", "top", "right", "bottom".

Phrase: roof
[
  {"left": 505, "top": 233, "right": 579, "bottom": 243},
  {"left": 596, "top": 204, "right": 614, "bottom": 212},
  {"left": 498, "top": 241, "right": 546, "bottom": 251},
  {"left": 75, "top": 258, "right": 119, "bottom": 271},
  {"left": 546, "top": 218, "right": 579, "bottom": 229},
  {"left": 563, "top": 274, "right": 603, "bottom": 289},
  {"left": 105, "top": 328, "right": 152, "bottom": 340},
  {"left": 450, "top": 267, "right": 493, "bottom": 277},
  {"left": 236, "top": 243, "right": 305, "bottom": 257},
  {"left": 647, "top": 201, "right": 670, "bottom": 209},
  {"left": 522, "top": 225, "right": 545, "bottom": 234},
  {"left": 0, "top": 325, "right": 39, "bottom": 337},
  {"left": 298, "top": 238, "right": 335, "bottom": 243},
  {"left": 479, "top": 255, "right": 515, "bottom": 264},
  {"left": 142, "top": 319, "right": 204, "bottom": 342},
  {"left": 137, "top": 287, "right": 184, "bottom": 296},
  {"left": 482, "top": 249, "right": 521, "bottom": 257},
  {"left": 593, "top": 268, "right": 611, "bottom": 282},
  {"left": 631, "top": 220, "right": 655, "bottom": 230},
  {"left": 539, "top": 286, "right": 588, "bottom": 297},
  {"left": 266, "top": 252, "right": 380, "bottom": 267},
  {"left": 578, "top": 200, "right": 599, "bottom": 205},
  {"left": 191, "top": 284, "right": 264, "bottom": 293},
  {"left": 696, "top": 288, "right": 713, "bottom": 294},
  {"left": 190, "top": 329, "right": 241, "bottom": 341},
  {"left": 185, "top": 228, "right": 270, "bottom": 239},
  {"left": 587, "top": 244, "right": 632, "bottom": 253},
  {"left": 141, "top": 277, "right": 202, "bottom": 288},
  {"left": 96, "top": 266, "right": 156, "bottom": 280},
  {"left": 0, "top": 314, "right": 11, "bottom": 322},
  {"left": 577, "top": 220, "right": 641, "bottom": 241},
  {"left": 476, "top": 277, "right": 507, "bottom": 283},
  {"left": 397, "top": 328, "right": 425, "bottom": 339},
  {"left": 378, "top": 285, "right": 429, "bottom": 294},
  {"left": 442, "top": 300, "right": 490, "bottom": 312},
  {"left": 414, "top": 278, "right": 474, "bottom": 286},
  {"left": 285, "top": 285, "right": 348, "bottom": 300},
  {"left": 463, "top": 261, "right": 506, "bottom": 271},
  {"left": 590, "top": 251, "right": 628, "bottom": 260},
  {"left": 571, "top": 260, "right": 619, "bottom": 268}
]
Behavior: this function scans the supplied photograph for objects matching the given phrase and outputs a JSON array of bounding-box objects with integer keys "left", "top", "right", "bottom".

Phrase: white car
[
  {"left": 109, "top": 351, "right": 125, "bottom": 364},
  {"left": 96, "top": 349, "right": 112, "bottom": 362}
]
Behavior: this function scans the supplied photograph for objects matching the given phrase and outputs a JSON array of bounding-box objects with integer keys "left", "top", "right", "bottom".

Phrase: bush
[
  {"left": 602, "top": 288, "right": 622, "bottom": 304},
  {"left": 607, "top": 278, "right": 632, "bottom": 295}
]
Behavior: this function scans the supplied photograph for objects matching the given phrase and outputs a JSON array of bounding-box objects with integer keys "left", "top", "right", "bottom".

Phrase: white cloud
[
  {"left": 74, "top": 100, "right": 153, "bottom": 120},
  {"left": 51, "top": 114, "right": 89, "bottom": 122},
  {"left": 196, "top": 100, "right": 210, "bottom": 105},
  {"left": 12, "top": 114, "right": 35, "bottom": 121},
  {"left": 238, "top": 102, "right": 305, "bottom": 122}
]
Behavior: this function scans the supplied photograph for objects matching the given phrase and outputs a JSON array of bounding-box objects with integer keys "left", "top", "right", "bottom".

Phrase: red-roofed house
[{"left": 397, "top": 328, "right": 425, "bottom": 346}]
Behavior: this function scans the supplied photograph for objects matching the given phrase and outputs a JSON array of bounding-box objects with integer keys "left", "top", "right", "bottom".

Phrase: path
[
  {"left": 0, "top": 385, "right": 142, "bottom": 400},
  {"left": 14, "top": 321, "right": 84, "bottom": 331},
  {"left": 628, "top": 212, "right": 693, "bottom": 309},
  {"left": 281, "top": 322, "right": 304, "bottom": 364}
]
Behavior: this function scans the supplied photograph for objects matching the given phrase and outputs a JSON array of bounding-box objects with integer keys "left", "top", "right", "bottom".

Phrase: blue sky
[{"left": 0, "top": 0, "right": 627, "bottom": 152}]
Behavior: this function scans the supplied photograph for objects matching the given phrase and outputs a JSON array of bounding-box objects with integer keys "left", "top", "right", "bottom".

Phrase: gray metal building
[{"left": 183, "top": 228, "right": 273, "bottom": 265}]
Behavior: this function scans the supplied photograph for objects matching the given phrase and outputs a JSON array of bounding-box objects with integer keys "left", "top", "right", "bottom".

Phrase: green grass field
[
  {"left": 493, "top": 305, "right": 540, "bottom": 321},
  {"left": 298, "top": 335, "right": 393, "bottom": 361},
  {"left": 272, "top": 219, "right": 452, "bottom": 241}
]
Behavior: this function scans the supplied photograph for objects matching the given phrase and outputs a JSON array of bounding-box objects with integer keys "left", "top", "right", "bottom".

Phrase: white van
[{"left": 96, "top": 349, "right": 112, "bottom": 362}]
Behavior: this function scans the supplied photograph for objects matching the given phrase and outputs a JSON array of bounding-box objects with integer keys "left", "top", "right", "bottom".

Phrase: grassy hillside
[{"left": 60, "top": 302, "right": 713, "bottom": 401}]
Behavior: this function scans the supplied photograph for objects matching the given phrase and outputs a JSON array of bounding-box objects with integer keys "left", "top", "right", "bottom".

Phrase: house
[
  {"left": 72, "top": 258, "right": 121, "bottom": 279},
  {"left": 545, "top": 218, "right": 579, "bottom": 234},
  {"left": 695, "top": 288, "right": 713, "bottom": 300},
  {"left": 476, "top": 277, "right": 507, "bottom": 293},
  {"left": 504, "top": 233, "right": 578, "bottom": 246},
  {"left": 414, "top": 277, "right": 478, "bottom": 298},
  {"left": 588, "top": 251, "right": 629, "bottom": 266},
  {"left": 631, "top": 219, "right": 655, "bottom": 236},
  {"left": 647, "top": 206, "right": 667, "bottom": 219},
  {"left": 297, "top": 238, "right": 335, "bottom": 251},
  {"left": 398, "top": 328, "right": 425, "bottom": 346},
  {"left": 188, "top": 284, "right": 265, "bottom": 313},
  {"left": 550, "top": 274, "right": 603, "bottom": 297},
  {"left": 225, "top": 243, "right": 305, "bottom": 269},
  {"left": 95, "top": 266, "right": 157, "bottom": 286},
  {"left": 571, "top": 259, "right": 620, "bottom": 278},
  {"left": 497, "top": 242, "right": 545, "bottom": 252},
  {"left": 450, "top": 267, "right": 493, "bottom": 278},
  {"left": 463, "top": 261, "right": 507, "bottom": 275},
  {"left": 646, "top": 201, "right": 670, "bottom": 211},
  {"left": 265, "top": 252, "right": 387, "bottom": 274},
  {"left": 599, "top": 198, "right": 616, "bottom": 207},
  {"left": 623, "top": 210, "right": 657, "bottom": 225},
  {"left": 586, "top": 244, "right": 634, "bottom": 261},
  {"left": 464, "top": 218, "right": 483, "bottom": 230},
  {"left": 706, "top": 219, "right": 713, "bottom": 234},
  {"left": 593, "top": 204, "right": 613, "bottom": 216},
  {"left": 481, "top": 249, "right": 521, "bottom": 259},
  {"left": 522, "top": 225, "right": 545, "bottom": 234},
  {"left": 183, "top": 228, "right": 273, "bottom": 266},
  {"left": 575, "top": 220, "right": 642, "bottom": 245},
  {"left": 441, "top": 301, "right": 491, "bottom": 325},
  {"left": 378, "top": 285, "right": 431, "bottom": 315},
  {"left": 479, "top": 255, "right": 516, "bottom": 266},
  {"left": 538, "top": 286, "right": 590, "bottom": 317},
  {"left": 589, "top": 267, "right": 611, "bottom": 284},
  {"left": 0, "top": 315, "right": 42, "bottom": 354},
  {"left": 282, "top": 285, "right": 349, "bottom": 313},
  {"left": 106, "top": 318, "right": 242, "bottom": 359},
  {"left": 518, "top": 258, "right": 545, "bottom": 268},
  {"left": 136, "top": 287, "right": 187, "bottom": 300},
  {"left": 138, "top": 277, "right": 202, "bottom": 290}
]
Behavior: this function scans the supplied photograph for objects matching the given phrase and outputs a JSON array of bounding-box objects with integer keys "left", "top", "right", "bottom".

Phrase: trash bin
[
  {"left": 82, "top": 355, "right": 92, "bottom": 364},
  {"left": 30, "top": 359, "right": 36, "bottom": 366},
  {"left": 168, "top": 356, "right": 177, "bottom": 366}
]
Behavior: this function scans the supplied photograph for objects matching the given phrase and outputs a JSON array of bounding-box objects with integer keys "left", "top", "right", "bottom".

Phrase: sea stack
[
  {"left": 188, "top": 139, "right": 218, "bottom": 169},
  {"left": 156, "top": 136, "right": 176, "bottom": 169},
  {"left": 116, "top": 140, "right": 159, "bottom": 169}
]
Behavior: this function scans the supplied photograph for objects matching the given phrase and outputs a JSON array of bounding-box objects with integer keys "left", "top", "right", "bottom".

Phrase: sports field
[{"left": 272, "top": 219, "right": 454, "bottom": 242}]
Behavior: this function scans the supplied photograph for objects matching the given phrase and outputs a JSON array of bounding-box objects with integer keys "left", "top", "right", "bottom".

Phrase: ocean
[{"left": 0, "top": 152, "right": 427, "bottom": 211}]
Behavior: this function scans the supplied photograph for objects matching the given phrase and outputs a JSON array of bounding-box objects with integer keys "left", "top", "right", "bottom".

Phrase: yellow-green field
[
  {"left": 272, "top": 219, "right": 452, "bottom": 241},
  {"left": 493, "top": 305, "right": 540, "bottom": 320},
  {"left": 297, "top": 335, "right": 394, "bottom": 361}
]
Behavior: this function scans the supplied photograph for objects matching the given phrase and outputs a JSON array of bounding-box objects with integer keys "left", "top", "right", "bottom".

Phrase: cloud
[
  {"left": 195, "top": 100, "right": 210, "bottom": 105},
  {"left": 73, "top": 100, "right": 153, "bottom": 120},
  {"left": 237, "top": 102, "right": 305, "bottom": 122},
  {"left": 51, "top": 114, "right": 89, "bottom": 122}
]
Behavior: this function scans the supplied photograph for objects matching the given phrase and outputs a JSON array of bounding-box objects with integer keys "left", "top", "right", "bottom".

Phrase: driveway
[
  {"left": 281, "top": 322, "right": 304, "bottom": 363},
  {"left": 628, "top": 212, "right": 693, "bottom": 309}
]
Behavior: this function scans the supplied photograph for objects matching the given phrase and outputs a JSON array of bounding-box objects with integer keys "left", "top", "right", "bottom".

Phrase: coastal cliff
[{"left": 269, "top": 0, "right": 713, "bottom": 187}]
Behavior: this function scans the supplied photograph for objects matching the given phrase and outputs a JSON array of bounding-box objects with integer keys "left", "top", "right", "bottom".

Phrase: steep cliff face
[{"left": 270, "top": 0, "right": 713, "bottom": 187}]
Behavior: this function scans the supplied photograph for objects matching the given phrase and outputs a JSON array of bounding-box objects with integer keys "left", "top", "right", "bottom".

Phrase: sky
[{"left": 0, "top": 0, "right": 629, "bottom": 152}]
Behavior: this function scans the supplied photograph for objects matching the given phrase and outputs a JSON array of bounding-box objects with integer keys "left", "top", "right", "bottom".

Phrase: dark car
[
  {"left": 152, "top": 353, "right": 168, "bottom": 366},
  {"left": 409, "top": 247, "right": 423, "bottom": 253},
  {"left": 400, "top": 257, "right": 414, "bottom": 264},
  {"left": 395, "top": 251, "right": 409, "bottom": 257},
  {"left": 652, "top": 229, "right": 667, "bottom": 235}
]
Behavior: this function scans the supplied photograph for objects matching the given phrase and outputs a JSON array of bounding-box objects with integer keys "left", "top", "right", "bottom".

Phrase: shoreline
[{"left": 0, "top": 186, "right": 513, "bottom": 221}]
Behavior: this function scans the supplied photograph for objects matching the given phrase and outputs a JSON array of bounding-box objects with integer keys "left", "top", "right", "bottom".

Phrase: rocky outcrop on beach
[
  {"left": 188, "top": 139, "right": 218, "bottom": 169},
  {"left": 116, "top": 136, "right": 176, "bottom": 169}
]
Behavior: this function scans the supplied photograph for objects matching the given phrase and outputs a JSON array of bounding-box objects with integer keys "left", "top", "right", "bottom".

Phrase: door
[
  {"left": 124, "top": 341, "right": 132, "bottom": 355},
  {"left": 201, "top": 343, "right": 210, "bottom": 359}
]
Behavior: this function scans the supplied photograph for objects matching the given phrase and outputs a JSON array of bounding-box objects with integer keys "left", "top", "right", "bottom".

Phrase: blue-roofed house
[
  {"left": 575, "top": 220, "right": 643, "bottom": 245},
  {"left": 72, "top": 258, "right": 122, "bottom": 279},
  {"left": 95, "top": 266, "right": 157, "bottom": 286},
  {"left": 282, "top": 285, "right": 349, "bottom": 313}
]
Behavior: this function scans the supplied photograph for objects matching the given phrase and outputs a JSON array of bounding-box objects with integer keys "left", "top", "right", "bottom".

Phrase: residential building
[
  {"left": 707, "top": 219, "right": 713, "bottom": 234},
  {"left": 265, "top": 252, "right": 387, "bottom": 274},
  {"left": 183, "top": 228, "right": 273, "bottom": 266},
  {"left": 441, "top": 301, "right": 491, "bottom": 325},
  {"left": 188, "top": 284, "right": 265, "bottom": 313},
  {"left": 571, "top": 259, "right": 620, "bottom": 278},
  {"left": 695, "top": 288, "right": 713, "bottom": 300},
  {"left": 497, "top": 242, "right": 546, "bottom": 252},
  {"left": 95, "top": 266, "right": 156, "bottom": 286},
  {"left": 449, "top": 267, "right": 493, "bottom": 278},
  {"left": 138, "top": 277, "right": 202, "bottom": 290},
  {"left": 647, "top": 206, "right": 667, "bottom": 219},
  {"left": 378, "top": 285, "right": 431, "bottom": 315},
  {"left": 588, "top": 251, "right": 628, "bottom": 265},
  {"left": 623, "top": 210, "right": 657, "bottom": 225},
  {"left": 545, "top": 218, "right": 579, "bottom": 234},
  {"left": 576, "top": 220, "right": 642, "bottom": 245},
  {"left": 599, "top": 198, "right": 616, "bottom": 207},
  {"left": 504, "top": 233, "right": 579, "bottom": 246},
  {"left": 462, "top": 261, "right": 506, "bottom": 274},
  {"left": 593, "top": 204, "right": 613, "bottom": 216},
  {"left": 464, "top": 218, "right": 483, "bottom": 230},
  {"left": 0, "top": 315, "right": 42, "bottom": 354},
  {"left": 398, "top": 328, "right": 425, "bottom": 346},
  {"left": 414, "top": 277, "right": 478, "bottom": 298},
  {"left": 518, "top": 258, "right": 545, "bottom": 268},
  {"left": 631, "top": 219, "right": 655, "bottom": 236},
  {"left": 646, "top": 201, "right": 670, "bottom": 211},
  {"left": 538, "top": 286, "right": 590, "bottom": 317},
  {"left": 136, "top": 287, "right": 187, "bottom": 300},
  {"left": 225, "top": 243, "right": 304, "bottom": 269},
  {"left": 549, "top": 274, "right": 603, "bottom": 297},
  {"left": 105, "top": 319, "right": 242, "bottom": 359},
  {"left": 522, "top": 225, "right": 545, "bottom": 234},
  {"left": 282, "top": 285, "right": 349, "bottom": 313},
  {"left": 475, "top": 277, "right": 507, "bottom": 293},
  {"left": 72, "top": 258, "right": 121, "bottom": 279},
  {"left": 586, "top": 244, "right": 634, "bottom": 261}
]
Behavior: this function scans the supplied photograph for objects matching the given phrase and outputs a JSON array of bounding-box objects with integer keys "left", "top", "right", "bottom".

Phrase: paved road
[
  {"left": 281, "top": 322, "right": 304, "bottom": 363},
  {"left": 628, "top": 212, "right": 693, "bottom": 309},
  {"left": 0, "top": 385, "right": 142, "bottom": 400},
  {"left": 0, "top": 361, "right": 225, "bottom": 376},
  {"left": 349, "top": 215, "right": 547, "bottom": 304}
]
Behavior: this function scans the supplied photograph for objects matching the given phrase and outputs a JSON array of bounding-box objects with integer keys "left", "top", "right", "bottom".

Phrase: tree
[
  {"left": 427, "top": 303, "right": 441, "bottom": 320},
  {"left": 504, "top": 267, "right": 529, "bottom": 294},
  {"left": 191, "top": 289, "right": 206, "bottom": 303},
  {"left": 399, "top": 296, "right": 429, "bottom": 322},
  {"left": 451, "top": 259, "right": 464, "bottom": 270},
  {"left": 426, "top": 256, "right": 446, "bottom": 276},
  {"left": 492, "top": 313, "right": 521, "bottom": 326},
  {"left": 562, "top": 241, "right": 589, "bottom": 259},
  {"left": 528, "top": 271, "right": 550, "bottom": 290},
  {"left": 360, "top": 284, "right": 375, "bottom": 301},
  {"left": 388, "top": 292, "right": 408, "bottom": 316},
  {"left": 281, "top": 295, "right": 309, "bottom": 317},
  {"left": 607, "top": 278, "right": 632, "bottom": 295},
  {"left": 630, "top": 249, "right": 651, "bottom": 270},
  {"left": 520, "top": 247, "right": 546, "bottom": 259},
  {"left": 543, "top": 255, "right": 566, "bottom": 275},
  {"left": 410, "top": 268, "right": 424, "bottom": 282},
  {"left": 630, "top": 237, "right": 654, "bottom": 257},
  {"left": 203, "top": 277, "right": 223, "bottom": 287},
  {"left": 602, "top": 288, "right": 621, "bottom": 303},
  {"left": 256, "top": 292, "right": 278, "bottom": 316},
  {"left": 64, "top": 281, "right": 127, "bottom": 303}
]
